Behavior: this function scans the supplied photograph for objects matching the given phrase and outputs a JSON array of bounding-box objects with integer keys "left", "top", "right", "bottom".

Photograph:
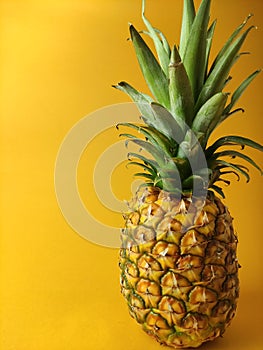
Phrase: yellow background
[{"left": 1, "top": 0, "right": 263, "bottom": 349}]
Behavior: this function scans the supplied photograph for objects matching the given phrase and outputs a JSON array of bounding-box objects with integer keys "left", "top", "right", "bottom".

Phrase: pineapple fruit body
[{"left": 119, "top": 187, "right": 239, "bottom": 348}]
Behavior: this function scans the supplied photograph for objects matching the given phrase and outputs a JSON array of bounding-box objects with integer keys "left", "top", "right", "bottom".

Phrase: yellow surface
[{"left": 1, "top": 0, "right": 263, "bottom": 349}]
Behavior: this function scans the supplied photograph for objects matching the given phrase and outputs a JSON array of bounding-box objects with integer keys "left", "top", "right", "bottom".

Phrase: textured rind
[{"left": 119, "top": 186, "right": 239, "bottom": 349}]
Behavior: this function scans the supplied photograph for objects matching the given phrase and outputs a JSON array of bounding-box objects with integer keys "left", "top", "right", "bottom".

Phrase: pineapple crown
[{"left": 114, "top": 0, "right": 263, "bottom": 198}]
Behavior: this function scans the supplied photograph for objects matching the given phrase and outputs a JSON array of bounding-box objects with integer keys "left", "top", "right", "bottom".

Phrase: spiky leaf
[
  {"left": 196, "top": 26, "right": 255, "bottom": 110},
  {"left": 205, "top": 19, "right": 217, "bottom": 78},
  {"left": 212, "top": 150, "right": 263, "bottom": 175},
  {"left": 141, "top": 0, "right": 170, "bottom": 75},
  {"left": 129, "top": 25, "right": 170, "bottom": 109},
  {"left": 179, "top": 0, "right": 196, "bottom": 58},
  {"left": 183, "top": 0, "right": 211, "bottom": 100},
  {"left": 206, "top": 135, "right": 263, "bottom": 157},
  {"left": 150, "top": 102, "right": 185, "bottom": 143},
  {"left": 212, "top": 159, "right": 250, "bottom": 183},
  {"left": 224, "top": 69, "right": 261, "bottom": 114},
  {"left": 209, "top": 14, "right": 253, "bottom": 73},
  {"left": 169, "top": 45, "right": 194, "bottom": 127},
  {"left": 192, "top": 92, "right": 228, "bottom": 145}
]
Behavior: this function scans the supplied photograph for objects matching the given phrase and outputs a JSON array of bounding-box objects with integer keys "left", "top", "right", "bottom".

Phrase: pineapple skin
[{"left": 119, "top": 186, "right": 239, "bottom": 348}]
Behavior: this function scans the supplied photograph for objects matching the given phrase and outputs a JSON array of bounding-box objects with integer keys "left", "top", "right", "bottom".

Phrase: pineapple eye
[{"left": 216, "top": 247, "right": 223, "bottom": 255}]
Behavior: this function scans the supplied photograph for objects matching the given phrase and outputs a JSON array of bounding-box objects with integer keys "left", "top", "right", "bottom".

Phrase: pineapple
[{"left": 115, "top": 0, "right": 262, "bottom": 348}]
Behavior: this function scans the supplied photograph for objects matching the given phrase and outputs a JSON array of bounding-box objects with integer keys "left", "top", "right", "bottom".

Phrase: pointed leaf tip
[
  {"left": 183, "top": 0, "right": 211, "bottom": 100},
  {"left": 141, "top": 0, "right": 170, "bottom": 75},
  {"left": 129, "top": 24, "right": 170, "bottom": 108}
]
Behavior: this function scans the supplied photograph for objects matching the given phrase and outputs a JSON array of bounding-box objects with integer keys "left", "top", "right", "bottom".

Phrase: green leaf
[
  {"left": 141, "top": 0, "right": 170, "bottom": 76},
  {"left": 127, "top": 152, "right": 158, "bottom": 171},
  {"left": 182, "top": 0, "right": 211, "bottom": 100},
  {"left": 134, "top": 172, "right": 154, "bottom": 180},
  {"left": 219, "top": 170, "right": 241, "bottom": 182},
  {"left": 146, "top": 126, "right": 178, "bottom": 155},
  {"left": 154, "top": 28, "right": 171, "bottom": 56},
  {"left": 192, "top": 92, "right": 228, "bottom": 146},
  {"left": 212, "top": 150, "right": 263, "bottom": 175},
  {"left": 120, "top": 133, "right": 139, "bottom": 140},
  {"left": 210, "top": 184, "right": 225, "bottom": 198},
  {"left": 126, "top": 138, "right": 175, "bottom": 169},
  {"left": 138, "top": 28, "right": 171, "bottom": 56},
  {"left": 206, "top": 135, "right": 263, "bottom": 157},
  {"left": 224, "top": 69, "right": 261, "bottom": 114},
  {"left": 138, "top": 181, "right": 154, "bottom": 188},
  {"left": 129, "top": 25, "right": 170, "bottom": 109},
  {"left": 182, "top": 175, "right": 206, "bottom": 190},
  {"left": 196, "top": 25, "right": 255, "bottom": 110},
  {"left": 119, "top": 123, "right": 161, "bottom": 147},
  {"left": 118, "top": 122, "right": 176, "bottom": 156},
  {"left": 113, "top": 81, "right": 156, "bottom": 121},
  {"left": 216, "top": 178, "right": 231, "bottom": 186},
  {"left": 205, "top": 19, "right": 217, "bottom": 78},
  {"left": 212, "top": 159, "right": 250, "bottom": 183},
  {"left": 169, "top": 45, "right": 194, "bottom": 127},
  {"left": 114, "top": 82, "right": 183, "bottom": 144},
  {"left": 209, "top": 14, "right": 253, "bottom": 74},
  {"left": 127, "top": 138, "right": 182, "bottom": 193},
  {"left": 177, "top": 129, "right": 204, "bottom": 165},
  {"left": 179, "top": 0, "right": 196, "bottom": 58},
  {"left": 128, "top": 161, "right": 157, "bottom": 176},
  {"left": 150, "top": 102, "right": 185, "bottom": 143},
  {"left": 113, "top": 81, "right": 153, "bottom": 103}
]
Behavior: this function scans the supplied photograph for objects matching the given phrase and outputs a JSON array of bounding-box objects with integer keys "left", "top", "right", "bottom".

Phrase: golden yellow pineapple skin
[{"left": 119, "top": 187, "right": 239, "bottom": 348}]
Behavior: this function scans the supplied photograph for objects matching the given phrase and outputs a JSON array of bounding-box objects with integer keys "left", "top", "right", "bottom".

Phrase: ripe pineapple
[{"left": 115, "top": 0, "right": 262, "bottom": 348}]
